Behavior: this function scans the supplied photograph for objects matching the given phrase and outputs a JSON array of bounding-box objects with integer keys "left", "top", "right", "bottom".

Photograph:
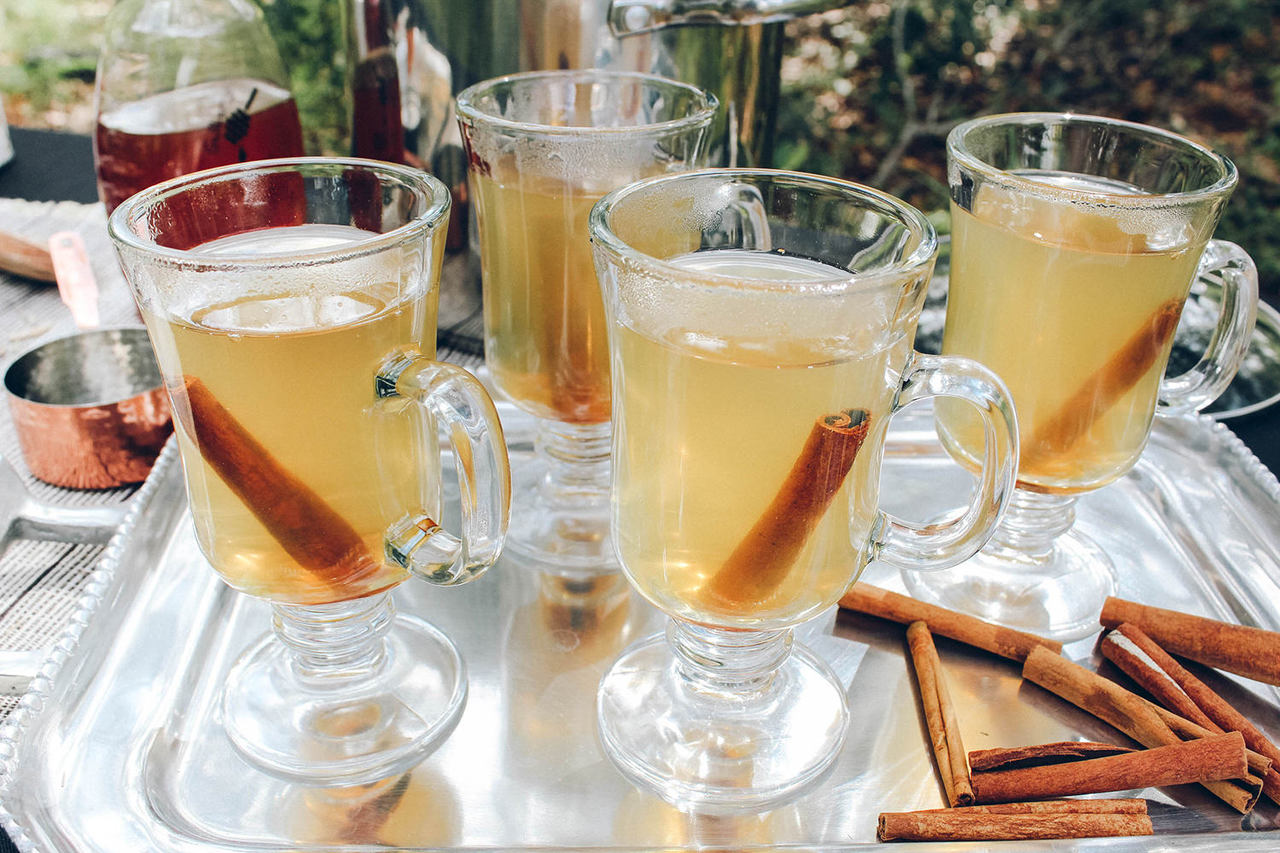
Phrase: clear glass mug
[
  {"left": 911, "top": 113, "right": 1258, "bottom": 639},
  {"left": 455, "top": 70, "right": 717, "bottom": 576},
  {"left": 589, "top": 169, "right": 1019, "bottom": 812},
  {"left": 109, "top": 158, "right": 511, "bottom": 786}
]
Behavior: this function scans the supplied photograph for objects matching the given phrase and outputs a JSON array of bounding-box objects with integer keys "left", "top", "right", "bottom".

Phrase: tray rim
[
  {"left": 1, "top": 412, "right": 1279, "bottom": 852},
  {"left": 0, "top": 439, "right": 181, "bottom": 852}
]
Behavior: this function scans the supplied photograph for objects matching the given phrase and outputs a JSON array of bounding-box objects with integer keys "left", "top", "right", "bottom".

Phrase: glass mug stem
[
  {"left": 536, "top": 420, "right": 612, "bottom": 497},
  {"left": 272, "top": 594, "right": 395, "bottom": 684},
  {"left": 668, "top": 620, "right": 793, "bottom": 696},
  {"left": 984, "top": 490, "right": 1078, "bottom": 561},
  {"left": 503, "top": 419, "right": 618, "bottom": 574}
]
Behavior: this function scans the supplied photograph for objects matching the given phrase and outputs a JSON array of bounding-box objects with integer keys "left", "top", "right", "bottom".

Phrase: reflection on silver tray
[{"left": 1, "top": 406, "right": 1279, "bottom": 851}]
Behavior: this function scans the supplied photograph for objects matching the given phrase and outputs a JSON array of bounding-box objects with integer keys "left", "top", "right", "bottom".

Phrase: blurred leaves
[
  {"left": 779, "top": 0, "right": 1280, "bottom": 294},
  {"left": 0, "top": 1, "right": 108, "bottom": 129},
  {"left": 258, "top": 0, "right": 349, "bottom": 155},
  {"left": 3, "top": 0, "right": 1278, "bottom": 292}
]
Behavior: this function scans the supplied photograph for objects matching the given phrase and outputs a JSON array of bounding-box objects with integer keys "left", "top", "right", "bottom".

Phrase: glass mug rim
[
  {"left": 947, "top": 112, "right": 1238, "bottom": 207},
  {"left": 589, "top": 168, "right": 939, "bottom": 293},
  {"left": 454, "top": 69, "right": 720, "bottom": 138},
  {"left": 107, "top": 156, "right": 451, "bottom": 269}
]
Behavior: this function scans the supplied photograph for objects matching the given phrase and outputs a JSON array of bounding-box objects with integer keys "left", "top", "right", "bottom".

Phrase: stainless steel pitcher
[{"left": 346, "top": 0, "right": 845, "bottom": 342}]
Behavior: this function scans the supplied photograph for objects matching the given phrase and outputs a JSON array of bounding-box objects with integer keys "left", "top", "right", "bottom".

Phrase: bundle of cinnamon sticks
[{"left": 839, "top": 584, "right": 1280, "bottom": 843}]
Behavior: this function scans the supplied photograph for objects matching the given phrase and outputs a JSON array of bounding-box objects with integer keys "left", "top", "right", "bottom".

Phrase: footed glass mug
[
  {"left": 912, "top": 113, "right": 1258, "bottom": 640},
  {"left": 109, "top": 158, "right": 511, "bottom": 785},
  {"left": 455, "top": 70, "right": 717, "bottom": 576},
  {"left": 590, "top": 170, "right": 1019, "bottom": 811}
]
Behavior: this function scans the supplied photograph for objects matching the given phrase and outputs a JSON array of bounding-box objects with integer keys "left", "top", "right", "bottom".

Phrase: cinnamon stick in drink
[
  {"left": 906, "top": 621, "right": 974, "bottom": 806},
  {"left": 969, "top": 732, "right": 1247, "bottom": 804},
  {"left": 1100, "top": 623, "right": 1280, "bottom": 804},
  {"left": 177, "top": 376, "right": 383, "bottom": 592},
  {"left": 701, "top": 408, "right": 871, "bottom": 611},
  {"left": 1100, "top": 597, "right": 1280, "bottom": 686},
  {"left": 877, "top": 809, "right": 1152, "bottom": 843},
  {"left": 838, "top": 583, "right": 1062, "bottom": 662},
  {"left": 1023, "top": 299, "right": 1182, "bottom": 466},
  {"left": 1021, "top": 646, "right": 1261, "bottom": 812}
]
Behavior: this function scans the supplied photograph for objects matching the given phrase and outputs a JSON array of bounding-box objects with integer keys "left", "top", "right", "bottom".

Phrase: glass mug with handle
[
  {"left": 455, "top": 70, "right": 717, "bottom": 577},
  {"left": 109, "top": 158, "right": 511, "bottom": 786},
  {"left": 911, "top": 113, "right": 1258, "bottom": 640},
  {"left": 589, "top": 169, "right": 1019, "bottom": 812}
]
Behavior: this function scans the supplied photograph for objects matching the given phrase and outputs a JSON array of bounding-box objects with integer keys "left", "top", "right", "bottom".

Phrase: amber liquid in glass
[
  {"left": 471, "top": 171, "right": 610, "bottom": 424},
  {"left": 146, "top": 225, "right": 436, "bottom": 604},
  {"left": 612, "top": 250, "right": 906, "bottom": 628},
  {"left": 937, "top": 175, "right": 1204, "bottom": 493}
]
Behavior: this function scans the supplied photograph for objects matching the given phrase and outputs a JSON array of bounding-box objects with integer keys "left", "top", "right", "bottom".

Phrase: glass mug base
[
  {"left": 221, "top": 592, "right": 467, "bottom": 787},
  {"left": 596, "top": 624, "right": 849, "bottom": 814},
  {"left": 901, "top": 514, "right": 1116, "bottom": 641}
]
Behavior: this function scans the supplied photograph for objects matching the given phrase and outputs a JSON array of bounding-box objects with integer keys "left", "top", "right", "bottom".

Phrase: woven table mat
[
  {"left": 1, "top": 197, "right": 144, "bottom": 505},
  {"left": 0, "top": 198, "right": 146, "bottom": 711}
]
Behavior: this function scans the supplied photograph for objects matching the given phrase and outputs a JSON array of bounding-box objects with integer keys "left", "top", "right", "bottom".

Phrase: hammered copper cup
[{"left": 4, "top": 327, "right": 172, "bottom": 489}]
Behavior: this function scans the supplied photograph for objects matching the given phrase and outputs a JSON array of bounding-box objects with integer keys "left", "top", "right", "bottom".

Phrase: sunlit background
[{"left": 2, "top": 0, "right": 1276, "bottom": 293}]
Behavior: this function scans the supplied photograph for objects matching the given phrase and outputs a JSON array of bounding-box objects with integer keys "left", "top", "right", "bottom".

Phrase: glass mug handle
[
  {"left": 1159, "top": 239, "right": 1259, "bottom": 416},
  {"left": 873, "top": 352, "right": 1019, "bottom": 571},
  {"left": 377, "top": 347, "right": 512, "bottom": 585}
]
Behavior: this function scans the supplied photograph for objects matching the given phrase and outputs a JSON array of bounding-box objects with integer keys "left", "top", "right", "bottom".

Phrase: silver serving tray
[{"left": 1, "top": 404, "right": 1279, "bottom": 851}]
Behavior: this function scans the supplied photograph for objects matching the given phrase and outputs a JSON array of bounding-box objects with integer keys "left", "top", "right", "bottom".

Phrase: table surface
[{"left": 0, "top": 126, "right": 1278, "bottom": 853}]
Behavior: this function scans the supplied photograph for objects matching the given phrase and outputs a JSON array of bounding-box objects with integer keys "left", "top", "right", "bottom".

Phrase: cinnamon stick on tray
[
  {"left": 1023, "top": 299, "right": 1182, "bottom": 466},
  {"left": 178, "top": 376, "right": 382, "bottom": 592},
  {"left": 701, "top": 408, "right": 871, "bottom": 611},
  {"left": 969, "top": 741, "right": 1135, "bottom": 773},
  {"left": 1101, "top": 597, "right": 1280, "bottom": 686},
  {"left": 970, "top": 732, "right": 1247, "bottom": 804},
  {"left": 1021, "top": 646, "right": 1261, "bottom": 813},
  {"left": 838, "top": 583, "right": 1062, "bottom": 662},
  {"left": 899, "top": 799, "right": 1150, "bottom": 815},
  {"left": 1100, "top": 623, "right": 1280, "bottom": 804},
  {"left": 1149, "top": 704, "right": 1275, "bottom": 780},
  {"left": 906, "top": 621, "right": 973, "bottom": 806},
  {"left": 877, "top": 800, "right": 1152, "bottom": 842}
]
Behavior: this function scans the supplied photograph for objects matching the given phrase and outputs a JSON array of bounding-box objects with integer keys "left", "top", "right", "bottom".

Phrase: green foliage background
[
  {"left": 778, "top": 1, "right": 1280, "bottom": 295},
  {"left": 257, "top": 0, "right": 348, "bottom": 156},
  {"left": 2, "top": 0, "right": 1277, "bottom": 293}
]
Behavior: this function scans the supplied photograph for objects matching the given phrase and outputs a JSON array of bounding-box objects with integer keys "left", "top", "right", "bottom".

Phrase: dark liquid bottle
[{"left": 93, "top": 0, "right": 305, "bottom": 212}]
